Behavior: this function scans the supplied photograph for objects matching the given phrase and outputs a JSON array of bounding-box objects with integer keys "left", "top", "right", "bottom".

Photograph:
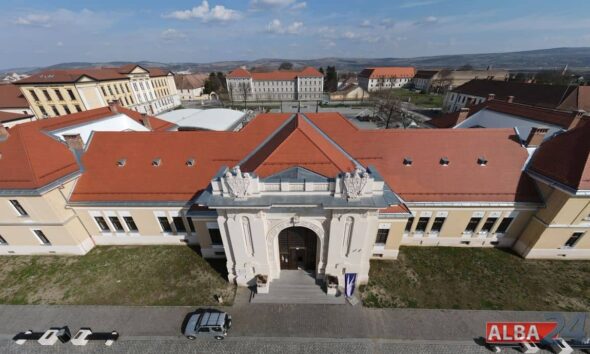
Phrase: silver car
[{"left": 184, "top": 309, "right": 232, "bottom": 340}]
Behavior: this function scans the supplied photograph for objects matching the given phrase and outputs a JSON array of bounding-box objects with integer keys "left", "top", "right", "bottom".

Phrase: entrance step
[{"left": 250, "top": 270, "right": 346, "bottom": 305}]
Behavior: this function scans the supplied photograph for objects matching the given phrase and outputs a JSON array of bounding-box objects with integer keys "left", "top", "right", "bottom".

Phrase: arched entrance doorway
[{"left": 278, "top": 227, "right": 318, "bottom": 271}]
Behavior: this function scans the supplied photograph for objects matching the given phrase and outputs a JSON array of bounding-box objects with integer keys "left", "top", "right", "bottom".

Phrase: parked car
[{"left": 184, "top": 309, "right": 232, "bottom": 340}]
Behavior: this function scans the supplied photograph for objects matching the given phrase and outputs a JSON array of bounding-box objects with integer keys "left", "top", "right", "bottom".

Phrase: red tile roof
[
  {"left": 450, "top": 80, "right": 577, "bottom": 109},
  {"left": 227, "top": 67, "right": 323, "bottom": 80},
  {"left": 0, "top": 84, "right": 29, "bottom": 108},
  {"left": 0, "top": 106, "right": 174, "bottom": 190},
  {"left": 428, "top": 99, "right": 585, "bottom": 129},
  {"left": 0, "top": 111, "right": 33, "bottom": 124},
  {"left": 70, "top": 112, "right": 540, "bottom": 204},
  {"left": 528, "top": 122, "right": 590, "bottom": 191},
  {"left": 15, "top": 65, "right": 171, "bottom": 84},
  {"left": 359, "top": 67, "right": 416, "bottom": 79}
]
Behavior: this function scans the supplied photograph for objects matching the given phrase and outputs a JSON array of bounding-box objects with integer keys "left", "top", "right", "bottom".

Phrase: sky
[{"left": 1, "top": 0, "right": 590, "bottom": 69}]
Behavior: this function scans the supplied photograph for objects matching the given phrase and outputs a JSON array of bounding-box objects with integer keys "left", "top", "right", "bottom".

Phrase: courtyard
[
  {"left": 0, "top": 246, "right": 234, "bottom": 306},
  {"left": 362, "top": 247, "right": 590, "bottom": 311}
]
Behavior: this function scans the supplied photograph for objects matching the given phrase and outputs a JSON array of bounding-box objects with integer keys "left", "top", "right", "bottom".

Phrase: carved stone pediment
[
  {"left": 224, "top": 166, "right": 251, "bottom": 199},
  {"left": 343, "top": 168, "right": 370, "bottom": 200}
]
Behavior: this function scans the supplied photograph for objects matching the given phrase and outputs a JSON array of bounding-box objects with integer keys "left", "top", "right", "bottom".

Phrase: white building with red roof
[
  {"left": 358, "top": 67, "right": 416, "bottom": 92},
  {"left": 0, "top": 105, "right": 589, "bottom": 292},
  {"left": 226, "top": 67, "right": 324, "bottom": 102}
]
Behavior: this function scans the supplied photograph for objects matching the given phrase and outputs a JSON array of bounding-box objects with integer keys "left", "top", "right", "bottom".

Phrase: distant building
[
  {"left": 174, "top": 74, "right": 209, "bottom": 101},
  {"left": 358, "top": 67, "right": 415, "bottom": 92},
  {"left": 412, "top": 69, "right": 509, "bottom": 93},
  {"left": 2, "top": 72, "right": 29, "bottom": 83},
  {"left": 15, "top": 64, "right": 180, "bottom": 118},
  {"left": 442, "top": 79, "right": 588, "bottom": 113},
  {"left": 428, "top": 97, "right": 588, "bottom": 142},
  {"left": 329, "top": 84, "right": 369, "bottom": 101},
  {"left": 0, "top": 84, "right": 36, "bottom": 127},
  {"left": 226, "top": 67, "right": 324, "bottom": 102}
]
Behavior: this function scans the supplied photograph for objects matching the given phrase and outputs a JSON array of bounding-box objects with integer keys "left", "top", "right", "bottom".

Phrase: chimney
[
  {"left": 525, "top": 127, "right": 549, "bottom": 148},
  {"left": 108, "top": 100, "right": 120, "bottom": 113},
  {"left": 456, "top": 107, "right": 470, "bottom": 125},
  {"left": 141, "top": 113, "right": 152, "bottom": 130},
  {"left": 507, "top": 95, "right": 515, "bottom": 103},
  {"left": 568, "top": 109, "right": 586, "bottom": 130},
  {"left": 487, "top": 93, "right": 495, "bottom": 101},
  {"left": 63, "top": 134, "right": 84, "bottom": 151},
  {"left": 0, "top": 124, "right": 9, "bottom": 141}
]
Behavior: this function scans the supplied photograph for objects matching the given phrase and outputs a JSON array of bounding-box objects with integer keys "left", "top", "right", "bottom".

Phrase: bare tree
[
  {"left": 234, "top": 81, "right": 251, "bottom": 109},
  {"left": 372, "top": 90, "right": 413, "bottom": 129}
]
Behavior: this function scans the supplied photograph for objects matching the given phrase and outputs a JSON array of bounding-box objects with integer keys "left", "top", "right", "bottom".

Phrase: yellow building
[{"left": 14, "top": 65, "right": 180, "bottom": 119}]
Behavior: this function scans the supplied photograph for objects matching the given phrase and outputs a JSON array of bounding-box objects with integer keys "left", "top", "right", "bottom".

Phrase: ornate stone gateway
[{"left": 278, "top": 227, "right": 318, "bottom": 271}]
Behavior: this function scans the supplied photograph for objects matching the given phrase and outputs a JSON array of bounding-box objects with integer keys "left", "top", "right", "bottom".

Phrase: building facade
[
  {"left": 174, "top": 74, "right": 209, "bottom": 101},
  {"left": 15, "top": 65, "right": 180, "bottom": 118},
  {"left": 1, "top": 108, "right": 589, "bottom": 292},
  {"left": 358, "top": 67, "right": 415, "bottom": 93},
  {"left": 226, "top": 67, "right": 324, "bottom": 102}
]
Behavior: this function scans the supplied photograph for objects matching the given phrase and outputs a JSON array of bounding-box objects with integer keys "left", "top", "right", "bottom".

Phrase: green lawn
[
  {"left": 388, "top": 89, "right": 443, "bottom": 108},
  {"left": 0, "top": 246, "right": 235, "bottom": 306},
  {"left": 362, "top": 247, "right": 590, "bottom": 311}
]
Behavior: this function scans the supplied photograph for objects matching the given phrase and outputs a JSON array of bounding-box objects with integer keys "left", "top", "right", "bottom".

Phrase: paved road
[{"left": 0, "top": 337, "right": 523, "bottom": 354}]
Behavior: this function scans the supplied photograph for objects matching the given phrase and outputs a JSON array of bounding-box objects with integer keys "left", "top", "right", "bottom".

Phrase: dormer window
[
  {"left": 186, "top": 158, "right": 195, "bottom": 167},
  {"left": 440, "top": 157, "right": 449, "bottom": 166},
  {"left": 152, "top": 158, "right": 161, "bottom": 167},
  {"left": 477, "top": 157, "right": 488, "bottom": 166},
  {"left": 117, "top": 158, "right": 126, "bottom": 167},
  {"left": 403, "top": 157, "right": 412, "bottom": 166}
]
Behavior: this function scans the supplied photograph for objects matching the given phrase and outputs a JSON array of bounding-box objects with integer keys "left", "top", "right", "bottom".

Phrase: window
[
  {"left": 415, "top": 217, "right": 430, "bottom": 232},
  {"left": 209, "top": 228, "right": 223, "bottom": 245},
  {"left": 101, "top": 87, "right": 107, "bottom": 96},
  {"left": 465, "top": 217, "right": 481, "bottom": 233},
  {"left": 67, "top": 89, "right": 76, "bottom": 100},
  {"left": 198, "top": 327, "right": 210, "bottom": 333},
  {"left": 55, "top": 89, "right": 64, "bottom": 101},
  {"left": 495, "top": 217, "right": 514, "bottom": 234},
  {"left": 480, "top": 218, "right": 497, "bottom": 233},
  {"left": 158, "top": 217, "right": 172, "bottom": 232},
  {"left": 39, "top": 106, "right": 48, "bottom": 117},
  {"left": 63, "top": 105, "right": 71, "bottom": 115},
  {"left": 108, "top": 86, "right": 114, "bottom": 96},
  {"left": 109, "top": 216, "right": 125, "bottom": 232},
  {"left": 74, "top": 105, "right": 82, "bottom": 112},
  {"left": 94, "top": 216, "right": 110, "bottom": 232},
  {"left": 51, "top": 106, "right": 59, "bottom": 116},
  {"left": 187, "top": 218, "right": 196, "bottom": 233},
  {"left": 0, "top": 235, "right": 7, "bottom": 245},
  {"left": 375, "top": 229, "right": 389, "bottom": 244},
  {"left": 9, "top": 200, "right": 28, "bottom": 216},
  {"left": 173, "top": 217, "right": 186, "bottom": 233},
  {"left": 430, "top": 217, "right": 446, "bottom": 233},
  {"left": 124, "top": 216, "right": 138, "bottom": 232},
  {"left": 42, "top": 90, "right": 51, "bottom": 101},
  {"left": 565, "top": 232, "right": 584, "bottom": 248},
  {"left": 33, "top": 230, "right": 51, "bottom": 245},
  {"left": 30, "top": 90, "right": 40, "bottom": 101},
  {"left": 405, "top": 216, "right": 414, "bottom": 232}
]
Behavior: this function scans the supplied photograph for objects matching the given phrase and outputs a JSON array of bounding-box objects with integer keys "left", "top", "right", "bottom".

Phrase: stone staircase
[{"left": 250, "top": 270, "right": 346, "bottom": 305}]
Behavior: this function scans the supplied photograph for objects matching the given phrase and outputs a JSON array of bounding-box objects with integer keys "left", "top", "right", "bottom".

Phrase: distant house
[
  {"left": 442, "top": 79, "right": 588, "bottom": 113},
  {"left": 174, "top": 74, "right": 209, "bottom": 101},
  {"left": 413, "top": 69, "right": 509, "bottom": 93},
  {"left": 427, "top": 97, "right": 588, "bottom": 142},
  {"left": 329, "top": 84, "right": 369, "bottom": 101},
  {"left": 358, "top": 67, "right": 415, "bottom": 92},
  {"left": 0, "top": 84, "right": 36, "bottom": 127}
]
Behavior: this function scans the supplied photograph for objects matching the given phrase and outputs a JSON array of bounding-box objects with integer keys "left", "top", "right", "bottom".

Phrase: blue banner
[{"left": 345, "top": 273, "right": 357, "bottom": 297}]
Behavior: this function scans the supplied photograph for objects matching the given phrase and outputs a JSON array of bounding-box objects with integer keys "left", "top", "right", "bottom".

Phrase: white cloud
[
  {"left": 164, "top": 1, "right": 241, "bottom": 22},
  {"left": 360, "top": 19, "right": 372, "bottom": 28},
  {"left": 15, "top": 14, "right": 52, "bottom": 27},
  {"left": 161, "top": 29, "right": 187, "bottom": 40},
  {"left": 267, "top": 19, "right": 304, "bottom": 34},
  {"left": 251, "top": 0, "right": 306, "bottom": 10},
  {"left": 291, "top": 2, "right": 307, "bottom": 10},
  {"left": 56, "top": 41, "right": 64, "bottom": 47}
]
